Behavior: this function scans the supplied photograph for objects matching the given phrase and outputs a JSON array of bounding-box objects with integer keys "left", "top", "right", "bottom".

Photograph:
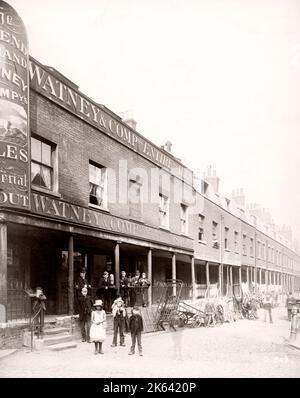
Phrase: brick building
[{"left": 0, "top": 0, "right": 300, "bottom": 339}]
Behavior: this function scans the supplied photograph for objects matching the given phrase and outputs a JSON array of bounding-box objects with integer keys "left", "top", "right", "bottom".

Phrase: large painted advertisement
[{"left": 0, "top": 1, "right": 30, "bottom": 210}]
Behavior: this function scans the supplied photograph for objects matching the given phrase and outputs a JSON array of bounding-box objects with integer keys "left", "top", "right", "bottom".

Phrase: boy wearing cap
[{"left": 128, "top": 307, "right": 144, "bottom": 356}]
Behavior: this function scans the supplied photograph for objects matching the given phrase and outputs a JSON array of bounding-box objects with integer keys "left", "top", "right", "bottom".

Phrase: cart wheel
[{"left": 216, "top": 305, "right": 224, "bottom": 324}]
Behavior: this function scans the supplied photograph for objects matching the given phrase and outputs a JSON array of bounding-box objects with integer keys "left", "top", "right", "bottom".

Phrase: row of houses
[{"left": 0, "top": 0, "right": 299, "bottom": 325}]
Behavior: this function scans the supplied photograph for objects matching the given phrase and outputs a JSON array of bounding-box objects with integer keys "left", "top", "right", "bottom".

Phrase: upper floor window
[
  {"left": 89, "top": 162, "right": 108, "bottom": 209},
  {"left": 234, "top": 231, "right": 239, "bottom": 253},
  {"left": 212, "top": 221, "right": 219, "bottom": 248},
  {"left": 261, "top": 243, "right": 265, "bottom": 260},
  {"left": 31, "top": 136, "right": 56, "bottom": 191},
  {"left": 224, "top": 227, "right": 229, "bottom": 250},
  {"left": 159, "top": 193, "right": 169, "bottom": 229},
  {"left": 180, "top": 204, "right": 188, "bottom": 235},
  {"left": 198, "top": 214, "right": 205, "bottom": 241},
  {"left": 250, "top": 238, "right": 254, "bottom": 257},
  {"left": 242, "top": 234, "right": 247, "bottom": 255},
  {"left": 128, "top": 174, "right": 142, "bottom": 219},
  {"left": 257, "top": 241, "right": 261, "bottom": 259}
]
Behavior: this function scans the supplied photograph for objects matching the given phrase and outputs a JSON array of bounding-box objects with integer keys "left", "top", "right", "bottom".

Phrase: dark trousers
[
  {"left": 112, "top": 318, "right": 125, "bottom": 345},
  {"left": 130, "top": 289, "right": 136, "bottom": 307},
  {"left": 33, "top": 308, "right": 45, "bottom": 336},
  {"left": 80, "top": 317, "right": 91, "bottom": 341},
  {"left": 130, "top": 332, "right": 142, "bottom": 353},
  {"left": 288, "top": 308, "right": 292, "bottom": 321},
  {"left": 141, "top": 288, "right": 148, "bottom": 307}
]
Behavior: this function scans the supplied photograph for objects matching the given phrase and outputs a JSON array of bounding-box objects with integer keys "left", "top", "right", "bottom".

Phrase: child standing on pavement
[
  {"left": 90, "top": 299, "right": 106, "bottom": 355},
  {"left": 128, "top": 307, "right": 144, "bottom": 356},
  {"left": 111, "top": 297, "right": 127, "bottom": 347}
]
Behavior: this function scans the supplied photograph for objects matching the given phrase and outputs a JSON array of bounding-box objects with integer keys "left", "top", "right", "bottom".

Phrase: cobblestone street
[{"left": 1, "top": 307, "right": 300, "bottom": 378}]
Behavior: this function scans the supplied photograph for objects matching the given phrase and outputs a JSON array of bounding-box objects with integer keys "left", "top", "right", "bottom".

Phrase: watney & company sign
[
  {"left": 0, "top": 1, "right": 30, "bottom": 210},
  {"left": 31, "top": 192, "right": 193, "bottom": 251},
  {"left": 29, "top": 59, "right": 193, "bottom": 185}
]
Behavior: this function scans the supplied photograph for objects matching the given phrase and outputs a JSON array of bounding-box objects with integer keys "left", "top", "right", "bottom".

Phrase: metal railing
[
  {"left": 7, "top": 289, "right": 31, "bottom": 322},
  {"left": 29, "top": 306, "right": 42, "bottom": 351}
]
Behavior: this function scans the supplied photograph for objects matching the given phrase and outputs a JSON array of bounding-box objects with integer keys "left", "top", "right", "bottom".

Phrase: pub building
[
  {"left": 0, "top": 1, "right": 196, "bottom": 326},
  {"left": 0, "top": 0, "right": 300, "bottom": 341}
]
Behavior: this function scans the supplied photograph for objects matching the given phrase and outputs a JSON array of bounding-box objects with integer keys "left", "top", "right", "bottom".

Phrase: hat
[
  {"left": 113, "top": 297, "right": 124, "bottom": 305},
  {"left": 93, "top": 299, "right": 103, "bottom": 307},
  {"left": 80, "top": 268, "right": 87, "bottom": 273}
]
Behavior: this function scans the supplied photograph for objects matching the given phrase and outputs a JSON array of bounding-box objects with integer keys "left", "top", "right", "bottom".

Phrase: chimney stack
[
  {"left": 120, "top": 110, "right": 137, "bottom": 131},
  {"left": 231, "top": 188, "right": 245, "bottom": 207},
  {"left": 203, "top": 165, "right": 219, "bottom": 193},
  {"left": 164, "top": 141, "right": 172, "bottom": 153}
]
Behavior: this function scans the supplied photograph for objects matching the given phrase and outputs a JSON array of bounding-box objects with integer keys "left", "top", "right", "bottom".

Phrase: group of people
[
  {"left": 77, "top": 288, "right": 144, "bottom": 356},
  {"left": 75, "top": 268, "right": 151, "bottom": 313}
]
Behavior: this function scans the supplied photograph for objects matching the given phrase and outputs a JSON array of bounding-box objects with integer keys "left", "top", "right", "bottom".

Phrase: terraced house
[{"left": 0, "top": 1, "right": 299, "bottom": 347}]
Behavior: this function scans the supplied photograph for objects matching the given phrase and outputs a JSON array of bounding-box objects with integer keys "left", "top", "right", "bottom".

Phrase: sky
[{"left": 7, "top": 0, "right": 300, "bottom": 241}]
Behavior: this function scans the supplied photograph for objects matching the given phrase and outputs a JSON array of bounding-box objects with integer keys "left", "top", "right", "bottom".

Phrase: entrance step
[
  {"left": 43, "top": 327, "right": 70, "bottom": 336},
  {"left": 43, "top": 334, "right": 73, "bottom": 346},
  {"left": 47, "top": 341, "right": 77, "bottom": 352}
]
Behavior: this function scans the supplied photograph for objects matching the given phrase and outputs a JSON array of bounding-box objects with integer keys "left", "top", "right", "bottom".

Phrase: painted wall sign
[
  {"left": 31, "top": 192, "right": 193, "bottom": 251},
  {"left": 29, "top": 59, "right": 193, "bottom": 185},
  {"left": 0, "top": 1, "right": 30, "bottom": 210}
]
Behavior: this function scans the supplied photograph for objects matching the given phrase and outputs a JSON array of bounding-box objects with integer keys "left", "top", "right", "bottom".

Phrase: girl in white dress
[{"left": 90, "top": 299, "right": 106, "bottom": 354}]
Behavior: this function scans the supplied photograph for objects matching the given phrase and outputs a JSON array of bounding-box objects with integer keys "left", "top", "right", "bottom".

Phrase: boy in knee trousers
[{"left": 128, "top": 307, "right": 143, "bottom": 356}]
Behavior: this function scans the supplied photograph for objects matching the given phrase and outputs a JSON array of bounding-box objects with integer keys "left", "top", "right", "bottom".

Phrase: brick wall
[
  {"left": 29, "top": 91, "right": 192, "bottom": 237},
  {"left": 0, "top": 324, "right": 26, "bottom": 349}
]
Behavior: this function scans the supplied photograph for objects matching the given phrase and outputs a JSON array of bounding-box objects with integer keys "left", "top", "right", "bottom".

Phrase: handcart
[
  {"left": 154, "top": 279, "right": 185, "bottom": 330},
  {"left": 177, "top": 301, "right": 207, "bottom": 327}
]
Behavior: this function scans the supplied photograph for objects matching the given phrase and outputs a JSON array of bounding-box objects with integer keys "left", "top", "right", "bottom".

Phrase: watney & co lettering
[
  {"left": 31, "top": 193, "right": 192, "bottom": 250},
  {"left": 29, "top": 60, "right": 175, "bottom": 171},
  {"left": 0, "top": 1, "right": 30, "bottom": 211}
]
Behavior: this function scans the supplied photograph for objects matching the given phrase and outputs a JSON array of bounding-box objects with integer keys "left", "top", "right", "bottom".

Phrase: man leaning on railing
[{"left": 26, "top": 287, "right": 47, "bottom": 336}]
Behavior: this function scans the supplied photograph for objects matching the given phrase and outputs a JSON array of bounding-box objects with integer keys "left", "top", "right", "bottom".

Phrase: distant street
[{"left": 1, "top": 306, "right": 299, "bottom": 378}]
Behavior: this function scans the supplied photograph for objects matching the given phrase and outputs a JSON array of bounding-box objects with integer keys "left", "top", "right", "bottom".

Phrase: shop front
[{"left": 1, "top": 191, "right": 194, "bottom": 322}]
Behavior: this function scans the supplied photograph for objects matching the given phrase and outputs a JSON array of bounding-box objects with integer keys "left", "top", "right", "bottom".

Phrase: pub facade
[{"left": 0, "top": 1, "right": 300, "bottom": 328}]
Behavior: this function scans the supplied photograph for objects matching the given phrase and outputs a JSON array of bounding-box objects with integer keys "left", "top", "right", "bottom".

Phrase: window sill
[
  {"left": 198, "top": 240, "right": 207, "bottom": 245},
  {"left": 89, "top": 204, "right": 110, "bottom": 213},
  {"left": 32, "top": 185, "right": 61, "bottom": 199},
  {"left": 128, "top": 217, "right": 145, "bottom": 225},
  {"left": 159, "top": 226, "right": 170, "bottom": 232}
]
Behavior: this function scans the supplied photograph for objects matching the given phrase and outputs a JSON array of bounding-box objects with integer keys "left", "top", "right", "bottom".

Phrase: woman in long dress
[{"left": 90, "top": 299, "right": 106, "bottom": 354}]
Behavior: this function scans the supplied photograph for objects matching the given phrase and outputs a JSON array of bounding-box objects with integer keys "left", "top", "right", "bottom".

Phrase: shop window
[
  {"left": 180, "top": 204, "right": 188, "bottom": 235},
  {"left": 89, "top": 162, "right": 108, "bottom": 209},
  {"left": 31, "top": 136, "right": 56, "bottom": 191},
  {"left": 159, "top": 193, "right": 169, "bottom": 229}
]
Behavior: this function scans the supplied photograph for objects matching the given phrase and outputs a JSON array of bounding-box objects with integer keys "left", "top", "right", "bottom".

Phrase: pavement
[
  {"left": 0, "top": 350, "right": 17, "bottom": 360},
  {"left": 0, "top": 306, "right": 300, "bottom": 378}
]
